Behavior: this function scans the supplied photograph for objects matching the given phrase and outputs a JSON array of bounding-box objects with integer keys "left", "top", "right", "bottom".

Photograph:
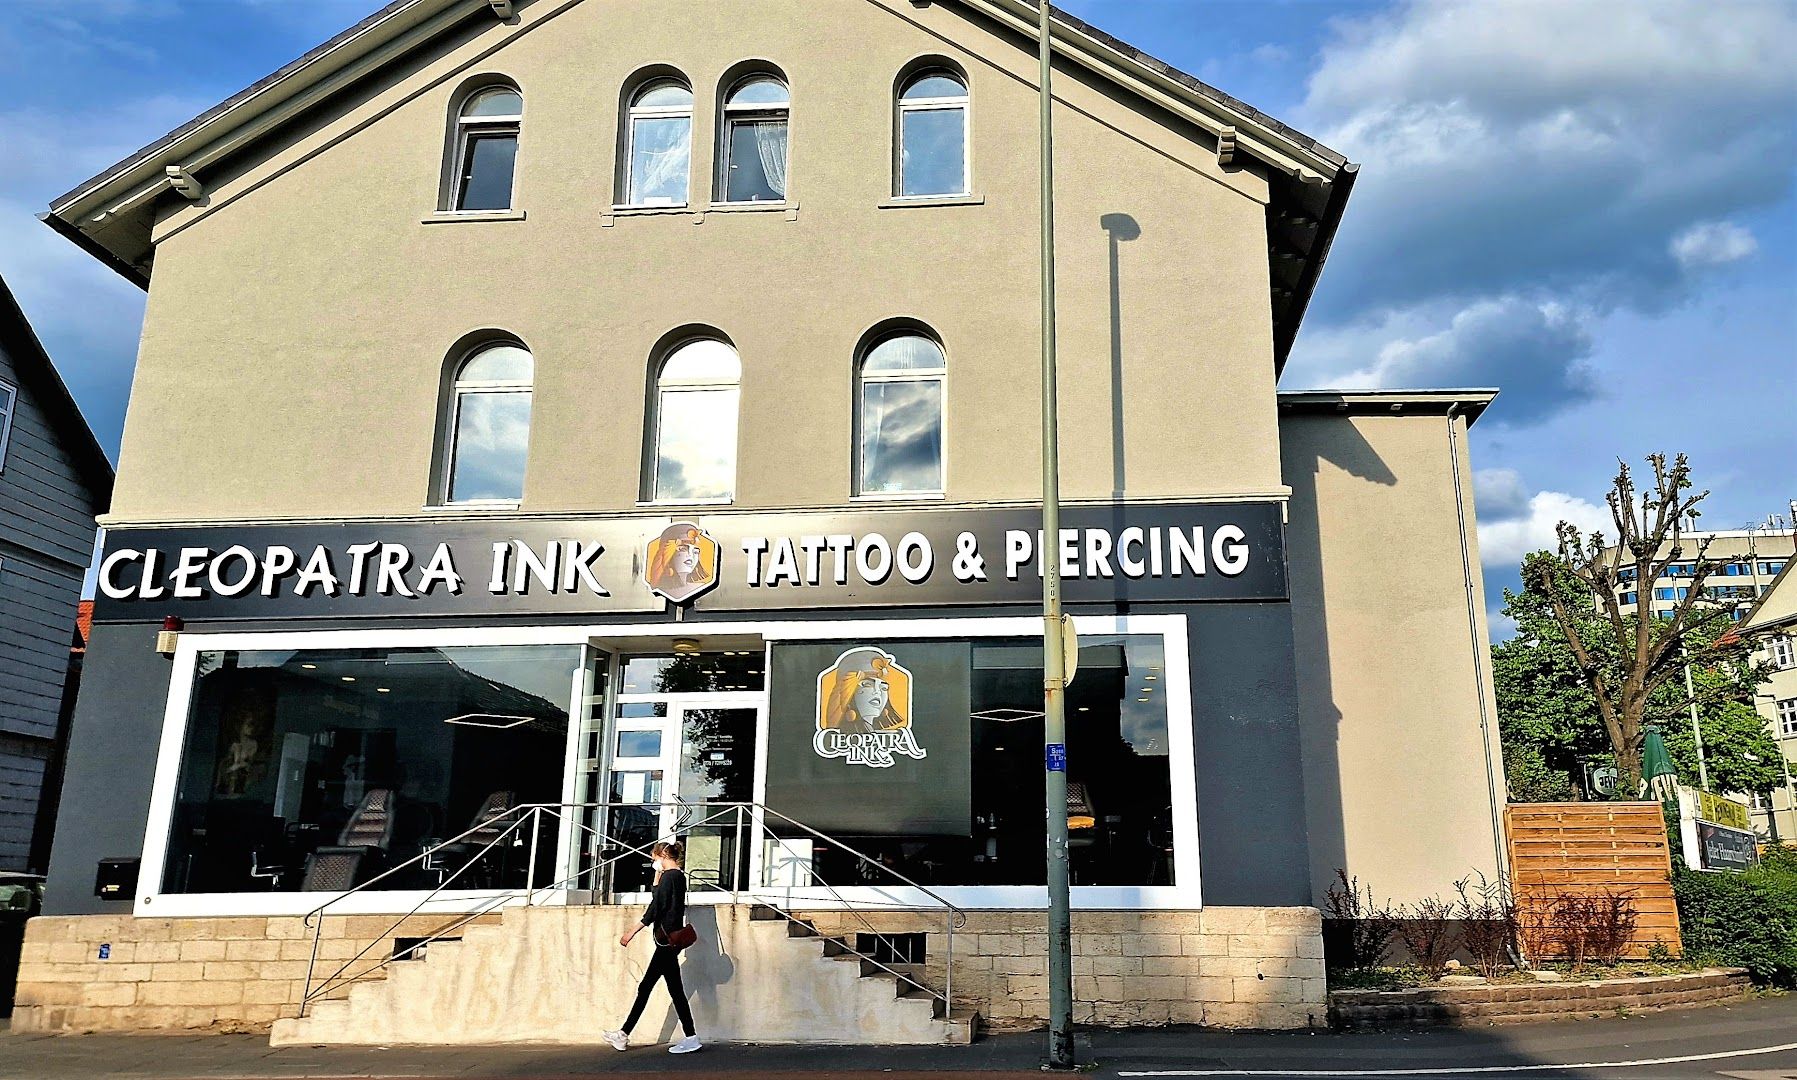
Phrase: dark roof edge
[
  {"left": 1274, "top": 163, "right": 1356, "bottom": 372},
  {"left": 38, "top": 214, "right": 149, "bottom": 292},
  {"left": 1277, "top": 388, "right": 1500, "bottom": 428},
  {"left": 0, "top": 276, "right": 117, "bottom": 507},
  {"left": 1741, "top": 560, "right": 1797, "bottom": 633}
]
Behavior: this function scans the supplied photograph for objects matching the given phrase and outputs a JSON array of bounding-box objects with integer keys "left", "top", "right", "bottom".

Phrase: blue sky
[{"left": 2, "top": 1, "right": 1793, "bottom": 630}]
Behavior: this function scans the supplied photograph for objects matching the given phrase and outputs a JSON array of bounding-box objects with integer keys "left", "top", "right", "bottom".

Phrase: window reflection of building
[{"left": 164, "top": 645, "right": 579, "bottom": 894}]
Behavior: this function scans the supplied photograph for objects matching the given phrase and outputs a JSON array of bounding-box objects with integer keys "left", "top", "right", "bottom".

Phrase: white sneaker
[
  {"left": 668, "top": 1034, "right": 703, "bottom": 1054},
  {"left": 602, "top": 1029, "right": 628, "bottom": 1051}
]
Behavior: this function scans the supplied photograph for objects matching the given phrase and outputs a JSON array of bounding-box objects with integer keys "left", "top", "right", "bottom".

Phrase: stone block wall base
[{"left": 1328, "top": 968, "right": 1753, "bottom": 1029}]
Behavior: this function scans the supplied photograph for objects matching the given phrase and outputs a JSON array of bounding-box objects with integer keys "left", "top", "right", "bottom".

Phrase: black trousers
[{"left": 622, "top": 943, "right": 695, "bottom": 1037}]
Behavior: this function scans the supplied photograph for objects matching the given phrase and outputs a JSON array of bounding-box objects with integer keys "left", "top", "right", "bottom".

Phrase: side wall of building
[
  {"left": 1280, "top": 409, "right": 1506, "bottom": 904},
  {"left": 0, "top": 339, "right": 97, "bottom": 871}
]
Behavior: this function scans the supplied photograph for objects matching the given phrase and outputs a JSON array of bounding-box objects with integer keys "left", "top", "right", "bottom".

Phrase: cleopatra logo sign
[
  {"left": 812, "top": 647, "right": 927, "bottom": 769},
  {"left": 644, "top": 522, "right": 720, "bottom": 605}
]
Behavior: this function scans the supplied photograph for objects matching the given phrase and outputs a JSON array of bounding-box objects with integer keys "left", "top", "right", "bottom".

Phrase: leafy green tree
[{"left": 1494, "top": 484, "right": 1782, "bottom": 799}]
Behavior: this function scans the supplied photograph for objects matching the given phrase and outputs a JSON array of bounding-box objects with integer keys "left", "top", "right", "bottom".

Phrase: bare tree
[{"left": 1524, "top": 454, "right": 1753, "bottom": 793}]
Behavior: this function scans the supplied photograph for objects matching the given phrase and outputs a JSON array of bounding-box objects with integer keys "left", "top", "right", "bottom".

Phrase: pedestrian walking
[{"left": 604, "top": 840, "right": 701, "bottom": 1054}]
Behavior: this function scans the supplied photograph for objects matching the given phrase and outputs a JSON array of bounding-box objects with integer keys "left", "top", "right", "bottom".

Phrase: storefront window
[
  {"left": 162, "top": 644, "right": 580, "bottom": 894},
  {"left": 762, "top": 634, "right": 1173, "bottom": 888},
  {"left": 619, "top": 651, "right": 764, "bottom": 694}
]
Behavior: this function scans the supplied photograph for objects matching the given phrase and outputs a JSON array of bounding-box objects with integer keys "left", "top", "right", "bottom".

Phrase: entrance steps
[{"left": 270, "top": 903, "right": 975, "bottom": 1047}]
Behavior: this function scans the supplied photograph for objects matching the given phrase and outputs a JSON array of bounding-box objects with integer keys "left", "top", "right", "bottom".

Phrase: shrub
[
  {"left": 1517, "top": 889, "right": 1638, "bottom": 970},
  {"left": 1323, "top": 869, "right": 1397, "bottom": 970},
  {"left": 1675, "top": 851, "right": 1797, "bottom": 986},
  {"left": 1395, "top": 896, "right": 1462, "bottom": 980},
  {"left": 1454, "top": 873, "right": 1519, "bottom": 978}
]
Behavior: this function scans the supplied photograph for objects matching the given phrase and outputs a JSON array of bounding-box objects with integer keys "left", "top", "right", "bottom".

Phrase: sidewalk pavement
[{"left": 2, "top": 994, "right": 1795, "bottom": 1079}]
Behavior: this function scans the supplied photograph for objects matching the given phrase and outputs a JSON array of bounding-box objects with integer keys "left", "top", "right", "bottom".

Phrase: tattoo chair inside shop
[
  {"left": 424, "top": 791, "right": 519, "bottom": 887},
  {"left": 300, "top": 788, "right": 397, "bottom": 891}
]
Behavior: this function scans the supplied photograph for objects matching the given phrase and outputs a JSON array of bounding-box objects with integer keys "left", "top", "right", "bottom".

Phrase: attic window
[
  {"left": 0, "top": 379, "right": 14, "bottom": 472},
  {"left": 451, "top": 85, "right": 523, "bottom": 212}
]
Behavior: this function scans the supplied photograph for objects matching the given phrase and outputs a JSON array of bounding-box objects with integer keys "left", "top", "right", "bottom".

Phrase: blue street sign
[{"left": 1046, "top": 743, "right": 1067, "bottom": 772}]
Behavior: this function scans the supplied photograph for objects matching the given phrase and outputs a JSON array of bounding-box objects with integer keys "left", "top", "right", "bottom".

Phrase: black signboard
[
  {"left": 763, "top": 640, "right": 973, "bottom": 837},
  {"left": 92, "top": 500, "right": 1287, "bottom": 621},
  {"left": 1697, "top": 822, "right": 1759, "bottom": 872}
]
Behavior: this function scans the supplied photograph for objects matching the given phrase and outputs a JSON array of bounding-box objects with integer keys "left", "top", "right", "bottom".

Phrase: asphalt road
[{"left": 2, "top": 995, "right": 1794, "bottom": 1080}]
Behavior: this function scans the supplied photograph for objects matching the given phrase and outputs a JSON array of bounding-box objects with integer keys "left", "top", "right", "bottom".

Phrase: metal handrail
[{"left": 296, "top": 800, "right": 965, "bottom": 1020}]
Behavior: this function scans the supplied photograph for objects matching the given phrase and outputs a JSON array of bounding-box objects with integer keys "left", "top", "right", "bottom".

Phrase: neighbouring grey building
[{"left": 0, "top": 275, "right": 113, "bottom": 873}]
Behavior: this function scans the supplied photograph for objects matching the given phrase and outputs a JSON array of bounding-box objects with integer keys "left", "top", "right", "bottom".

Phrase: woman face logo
[
  {"left": 645, "top": 523, "right": 719, "bottom": 604},
  {"left": 851, "top": 675, "right": 889, "bottom": 723}
]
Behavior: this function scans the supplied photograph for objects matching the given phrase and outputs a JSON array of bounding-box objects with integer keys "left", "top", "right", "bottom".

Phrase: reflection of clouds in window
[
  {"left": 629, "top": 115, "right": 691, "bottom": 204},
  {"left": 450, "top": 391, "right": 530, "bottom": 501},
  {"left": 861, "top": 381, "right": 942, "bottom": 492},
  {"left": 901, "top": 107, "right": 966, "bottom": 197},
  {"left": 656, "top": 387, "right": 739, "bottom": 500}
]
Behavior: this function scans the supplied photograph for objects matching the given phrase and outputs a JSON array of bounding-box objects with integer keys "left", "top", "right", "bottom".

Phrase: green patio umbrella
[{"left": 1642, "top": 728, "right": 1680, "bottom": 801}]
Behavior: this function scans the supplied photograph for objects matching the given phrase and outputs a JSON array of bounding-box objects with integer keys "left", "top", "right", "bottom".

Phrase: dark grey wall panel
[{"left": 43, "top": 623, "right": 172, "bottom": 915}]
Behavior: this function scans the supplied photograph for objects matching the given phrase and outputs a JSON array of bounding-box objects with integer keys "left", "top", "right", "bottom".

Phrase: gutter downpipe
[{"left": 1446, "top": 403, "right": 1510, "bottom": 883}]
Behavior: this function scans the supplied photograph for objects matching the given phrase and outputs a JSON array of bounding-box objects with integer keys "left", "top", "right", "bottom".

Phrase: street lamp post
[{"left": 1036, "top": 1, "right": 1076, "bottom": 1070}]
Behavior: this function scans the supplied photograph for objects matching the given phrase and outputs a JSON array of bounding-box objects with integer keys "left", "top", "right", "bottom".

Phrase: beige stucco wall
[
  {"left": 1280, "top": 410, "right": 1507, "bottom": 904},
  {"left": 110, "top": 0, "right": 1282, "bottom": 524}
]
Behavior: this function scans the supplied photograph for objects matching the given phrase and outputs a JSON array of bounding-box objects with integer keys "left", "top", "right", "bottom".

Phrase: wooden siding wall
[
  {"left": 0, "top": 338, "right": 100, "bottom": 872},
  {"left": 1504, "top": 802, "right": 1682, "bottom": 960}
]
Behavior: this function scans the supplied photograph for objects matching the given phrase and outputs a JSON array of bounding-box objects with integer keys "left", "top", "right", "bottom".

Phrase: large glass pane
[
  {"left": 620, "top": 652, "right": 764, "bottom": 695},
  {"left": 615, "top": 729, "right": 663, "bottom": 758},
  {"left": 449, "top": 389, "right": 530, "bottom": 502},
  {"left": 163, "top": 645, "right": 580, "bottom": 894},
  {"left": 860, "top": 379, "right": 943, "bottom": 493},
  {"left": 761, "top": 635, "right": 1173, "bottom": 888},
  {"left": 628, "top": 114, "right": 691, "bottom": 205},
  {"left": 901, "top": 106, "right": 966, "bottom": 197},
  {"left": 725, "top": 119, "right": 787, "bottom": 201},
  {"left": 457, "top": 132, "right": 517, "bottom": 210},
  {"left": 654, "top": 386, "right": 738, "bottom": 500}
]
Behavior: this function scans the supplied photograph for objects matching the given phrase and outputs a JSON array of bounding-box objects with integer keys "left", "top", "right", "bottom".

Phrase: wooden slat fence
[{"left": 1504, "top": 801, "right": 1682, "bottom": 960}]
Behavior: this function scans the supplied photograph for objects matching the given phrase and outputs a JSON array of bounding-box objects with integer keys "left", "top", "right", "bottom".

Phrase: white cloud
[
  {"left": 1670, "top": 221, "right": 1758, "bottom": 270},
  {"left": 1487, "top": 606, "right": 1518, "bottom": 642},
  {"left": 1287, "top": 1, "right": 1797, "bottom": 415},
  {"left": 1476, "top": 489, "right": 1611, "bottom": 569},
  {"left": 1472, "top": 467, "right": 1531, "bottom": 523}
]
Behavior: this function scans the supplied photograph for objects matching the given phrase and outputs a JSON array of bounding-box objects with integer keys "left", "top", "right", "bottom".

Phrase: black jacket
[{"left": 641, "top": 868, "right": 687, "bottom": 940}]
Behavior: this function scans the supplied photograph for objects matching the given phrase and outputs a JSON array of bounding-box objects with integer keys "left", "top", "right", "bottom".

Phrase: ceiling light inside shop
[
  {"left": 1144, "top": 674, "right": 1158, "bottom": 681},
  {"left": 341, "top": 676, "right": 356, "bottom": 682},
  {"left": 1137, "top": 697, "right": 1150, "bottom": 702},
  {"left": 672, "top": 638, "right": 701, "bottom": 654},
  {"left": 301, "top": 664, "right": 317, "bottom": 670},
  {"left": 377, "top": 688, "right": 391, "bottom": 694}
]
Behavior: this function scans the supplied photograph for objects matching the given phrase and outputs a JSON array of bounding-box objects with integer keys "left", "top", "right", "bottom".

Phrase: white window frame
[
  {"left": 854, "top": 334, "right": 947, "bottom": 500},
  {"left": 715, "top": 75, "right": 790, "bottom": 205},
  {"left": 894, "top": 70, "right": 971, "bottom": 199},
  {"left": 447, "top": 85, "right": 523, "bottom": 213},
  {"left": 618, "top": 78, "right": 693, "bottom": 209},
  {"left": 135, "top": 613, "right": 1199, "bottom": 916},
  {"left": 1770, "top": 635, "right": 1795, "bottom": 671},
  {"left": 442, "top": 346, "right": 532, "bottom": 507},
  {"left": 1779, "top": 697, "right": 1797, "bottom": 739},
  {"left": 647, "top": 340, "right": 740, "bottom": 505},
  {"left": 0, "top": 379, "right": 15, "bottom": 473}
]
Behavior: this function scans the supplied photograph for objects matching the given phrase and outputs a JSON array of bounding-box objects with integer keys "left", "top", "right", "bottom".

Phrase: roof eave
[{"left": 1276, "top": 388, "right": 1501, "bottom": 428}]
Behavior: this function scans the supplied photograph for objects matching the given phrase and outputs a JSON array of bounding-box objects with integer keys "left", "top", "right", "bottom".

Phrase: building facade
[
  {"left": 1743, "top": 564, "right": 1797, "bottom": 842},
  {"left": 23, "top": 0, "right": 1506, "bottom": 1036},
  {"left": 0, "top": 277, "right": 112, "bottom": 875}
]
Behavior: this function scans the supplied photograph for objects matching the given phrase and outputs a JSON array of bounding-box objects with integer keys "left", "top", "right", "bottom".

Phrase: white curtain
[{"left": 754, "top": 119, "right": 788, "bottom": 198}]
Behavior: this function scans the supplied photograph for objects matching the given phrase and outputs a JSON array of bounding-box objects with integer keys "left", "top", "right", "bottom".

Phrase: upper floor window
[
  {"left": 450, "top": 84, "right": 522, "bottom": 211},
  {"left": 896, "top": 69, "right": 969, "bottom": 197},
  {"left": 650, "top": 339, "right": 740, "bottom": 502},
  {"left": 444, "top": 343, "right": 532, "bottom": 503},
  {"left": 1779, "top": 697, "right": 1797, "bottom": 738},
  {"left": 1772, "top": 635, "right": 1796, "bottom": 671},
  {"left": 718, "top": 74, "right": 789, "bottom": 203},
  {"left": 622, "top": 78, "right": 693, "bottom": 207},
  {"left": 857, "top": 331, "right": 946, "bottom": 496},
  {"left": 0, "top": 379, "right": 15, "bottom": 472}
]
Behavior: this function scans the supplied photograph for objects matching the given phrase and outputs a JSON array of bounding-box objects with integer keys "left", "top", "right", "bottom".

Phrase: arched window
[
  {"left": 896, "top": 69, "right": 968, "bottom": 197},
  {"left": 444, "top": 342, "right": 533, "bottom": 503},
  {"left": 649, "top": 339, "right": 740, "bottom": 502},
  {"left": 621, "top": 78, "right": 693, "bottom": 206},
  {"left": 449, "top": 84, "right": 523, "bottom": 211},
  {"left": 718, "top": 74, "right": 789, "bottom": 203},
  {"left": 857, "top": 331, "right": 946, "bottom": 495}
]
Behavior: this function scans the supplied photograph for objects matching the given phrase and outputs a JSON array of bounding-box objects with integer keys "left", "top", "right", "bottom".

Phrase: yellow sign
[{"left": 1698, "top": 790, "right": 1752, "bottom": 831}]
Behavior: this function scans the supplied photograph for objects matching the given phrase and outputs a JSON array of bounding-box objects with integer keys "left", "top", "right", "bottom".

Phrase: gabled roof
[
  {"left": 42, "top": 0, "right": 1355, "bottom": 368},
  {"left": 0, "top": 275, "right": 115, "bottom": 508},
  {"left": 1742, "top": 559, "right": 1797, "bottom": 636}
]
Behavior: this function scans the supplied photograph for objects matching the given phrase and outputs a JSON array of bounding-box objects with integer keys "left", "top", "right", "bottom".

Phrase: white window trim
[
  {"left": 136, "top": 613, "right": 1199, "bottom": 916},
  {"left": 618, "top": 80, "right": 693, "bottom": 210},
  {"left": 715, "top": 77, "right": 791, "bottom": 206},
  {"left": 855, "top": 342, "right": 947, "bottom": 499},
  {"left": 0, "top": 378, "right": 15, "bottom": 473},
  {"left": 441, "top": 359, "right": 533, "bottom": 507},
  {"left": 894, "top": 76, "right": 971, "bottom": 200},
  {"left": 447, "top": 89, "right": 523, "bottom": 213}
]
